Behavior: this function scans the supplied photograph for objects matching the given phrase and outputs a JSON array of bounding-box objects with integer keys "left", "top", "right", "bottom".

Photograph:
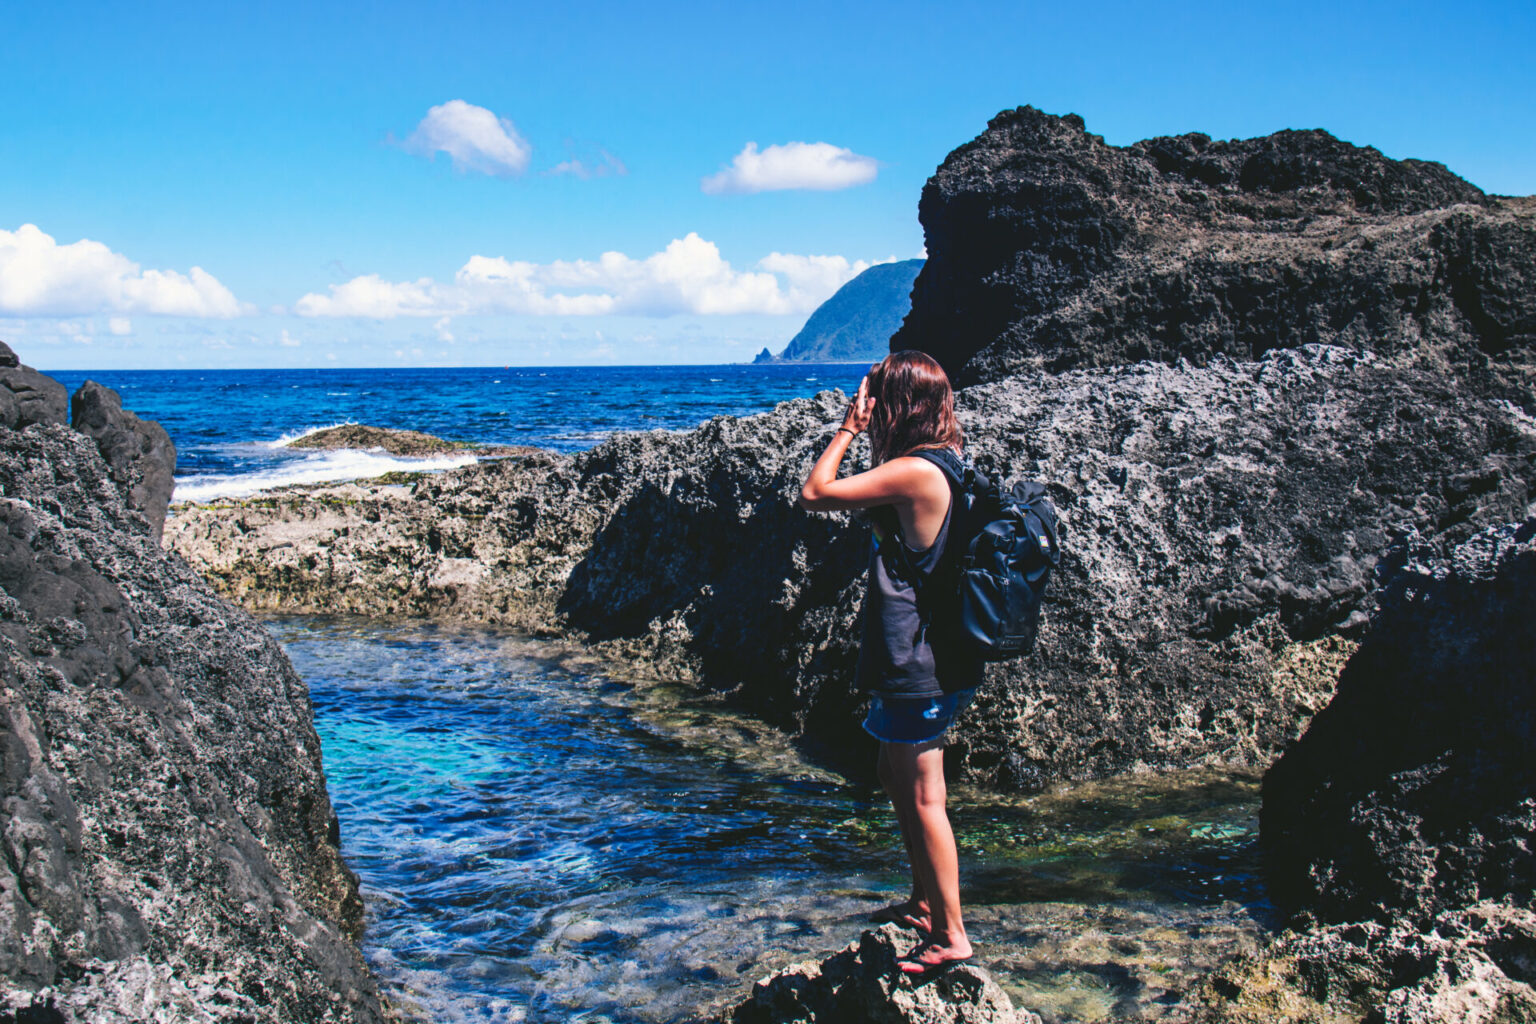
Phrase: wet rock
[
  {"left": 69, "top": 381, "right": 176, "bottom": 542},
  {"left": 283, "top": 422, "right": 534, "bottom": 457},
  {"left": 1, "top": 355, "right": 386, "bottom": 1020},
  {"left": 1262, "top": 518, "right": 1536, "bottom": 924},
  {"left": 166, "top": 346, "right": 1536, "bottom": 790},
  {"left": 891, "top": 106, "right": 1536, "bottom": 387},
  {"left": 717, "top": 924, "right": 1039, "bottom": 1024},
  {"left": 0, "top": 343, "right": 66, "bottom": 431},
  {"left": 1189, "top": 902, "right": 1536, "bottom": 1024}
]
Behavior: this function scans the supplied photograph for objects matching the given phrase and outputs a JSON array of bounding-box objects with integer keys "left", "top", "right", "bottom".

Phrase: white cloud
[
  {"left": 404, "top": 100, "right": 531, "bottom": 177},
  {"left": 434, "top": 316, "right": 455, "bottom": 342},
  {"left": 701, "top": 141, "right": 879, "bottom": 195},
  {"left": 279, "top": 329, "right": 301, "bottom": 347},
  {"left": 108, "top": 316, "right": 132, "bottom": 335},
  {"left": 548, "top": 146, "right": 627, "bottom": 179},
  {"left": 0, "top": 224, "right": 246, "bottom": 317},
  {"left": 295, "top": 234, "right": 882, "bottom": 319}
]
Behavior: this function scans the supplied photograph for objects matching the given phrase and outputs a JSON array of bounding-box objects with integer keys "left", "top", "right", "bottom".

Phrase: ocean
[{"left": 45, "top": 363, "right": 870, "bottom": 503}]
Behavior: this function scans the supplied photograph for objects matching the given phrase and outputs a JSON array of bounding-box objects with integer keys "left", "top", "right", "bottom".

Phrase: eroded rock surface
[
  {"left": 69, "top": 381, "right": 176, "bottom": 542},
  {"left": 892, "top": 106, "right": 1536, "bottom": 387},
  {"left": 167, "top": 346, "right": 1536, "bottom": 789},
  {"left": 1, "top": 362, "right": 386, "bottom": 1020},
  {"left": 0, "top": 344, "right": 66, "bottom": 432},
  {"left": 1262, "top": 518, "right": 1536, "bottom": 924},
  {"left": 717, "top": 924, "right": 1039, "bottom": 1024}
]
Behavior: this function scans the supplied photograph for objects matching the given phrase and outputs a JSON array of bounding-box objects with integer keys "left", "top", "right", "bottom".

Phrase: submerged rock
[
  {"left": 717, "top": 924, "right": 1039, "bottom": 1024},
  {"left": 1, "top": 352, "right": 386, "bottom": 1021},
  {"left": 166, "top": 345, "right": 1536, "bottom": 789},
  {"left": 892, "top": 106, "right": 1536, "bottom": 386}
]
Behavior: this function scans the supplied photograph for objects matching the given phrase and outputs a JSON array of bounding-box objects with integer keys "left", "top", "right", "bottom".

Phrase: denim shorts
[{"left": 861, "top": 689, "right": 976, "bottom": 745}]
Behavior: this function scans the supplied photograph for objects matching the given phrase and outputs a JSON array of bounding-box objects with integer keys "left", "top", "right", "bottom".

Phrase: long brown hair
[{"left": 866, "top": 350, "right": 963, "bottom": 465}]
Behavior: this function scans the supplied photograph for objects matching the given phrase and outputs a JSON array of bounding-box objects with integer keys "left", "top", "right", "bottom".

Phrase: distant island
[{"left": 754, "top": 258, "right": 923, "bottom": 363}]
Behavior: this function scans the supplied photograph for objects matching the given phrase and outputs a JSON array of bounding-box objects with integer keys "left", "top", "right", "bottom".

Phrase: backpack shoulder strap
[{"left": 911, "top": 448, "right": 986, "bottom": 493}]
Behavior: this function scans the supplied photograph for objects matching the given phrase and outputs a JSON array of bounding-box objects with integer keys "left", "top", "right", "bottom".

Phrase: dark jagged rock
[
  {"left": 717, "top": 924, "right": 1039, "bottom": 1024},
  {"left": 167, "top": 345, "right": 1536, "bottom": 789},
  {"left": 891, "top": 106, "right": 1536, "bottom": 386},
  {"left": 1261, "top": 519, "right": 1536, "bottom": 925},
  {"left": 69, "top": 381, "right": 176, "bottom": 543},
  {"left": 1, "top": 356, "right": 386, "bottom": 1020},
  {"left": 776, "top": 260, "right": 924, "bottom": 363},
  {"left": 0, "top": 344, "right": 66, "bottom": 432}
]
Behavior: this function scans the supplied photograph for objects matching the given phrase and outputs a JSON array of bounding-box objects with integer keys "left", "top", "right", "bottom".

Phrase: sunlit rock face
[
  {"left": 894, "top": 106, "right": 1536, "bottom": 388},
  {"left": 0, "top": 346, "right": 386, "bottom": 1023}
]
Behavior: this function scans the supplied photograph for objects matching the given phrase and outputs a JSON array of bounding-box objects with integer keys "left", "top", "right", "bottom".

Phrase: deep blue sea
[{"left": 45, "top": 364, "right": 868, "bottom": 502}]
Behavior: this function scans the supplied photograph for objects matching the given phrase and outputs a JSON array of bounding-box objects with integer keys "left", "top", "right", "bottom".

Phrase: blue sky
[{"left": 3, "top": 0, "right": 1532, "bottom": 370}]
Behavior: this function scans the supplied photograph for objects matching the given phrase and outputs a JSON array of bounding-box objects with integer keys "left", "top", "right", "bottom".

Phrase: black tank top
[{"left": 854, "top": 497, "right": 983, "bottom": 699}]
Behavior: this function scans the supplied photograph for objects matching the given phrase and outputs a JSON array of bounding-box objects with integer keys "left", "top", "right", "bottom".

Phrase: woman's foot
[
  {"left": 869, "top": 899, "right": 931, "bottom": 933},
  {"left": 897, "top": 938, "right": 975, "bottom": 981}
]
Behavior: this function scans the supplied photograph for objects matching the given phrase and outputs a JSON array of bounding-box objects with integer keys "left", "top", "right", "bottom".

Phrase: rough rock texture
[
  {"left": 892, "top": 107, "right": 1536, "bottom": 387},
  {"left": 1, "top": 373, "right": 386, "bottom": 1019},
  {"left": 716, "top": 925, "right": 1039, "bottom": 1024},
  {"left": 69, "top": 381, "right": 176, "bottom": 543},
  {"left": 1188, "top": 901, "right": 1536, "bottom": 1023},
  {"left": 167, "top": 345, "right": 1536, "bottom": 789},
  {"left": 0, "top": 345, "right": 66, "bottom": 433},
  {"left": 1262, "top": 519, "right": 1536, "bottom": 925},
  {"left": 282, "top": 423, "right": 522, "bottom": 457}
]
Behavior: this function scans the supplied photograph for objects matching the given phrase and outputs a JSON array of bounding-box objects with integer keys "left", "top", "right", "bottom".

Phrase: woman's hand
[{"left": 844, "top": 376, "right": 875, "bottom": 434}]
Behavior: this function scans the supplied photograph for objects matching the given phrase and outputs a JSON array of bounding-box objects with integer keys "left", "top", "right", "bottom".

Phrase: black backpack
[{"left": 913, "top": 449, "right": 1063, "bottom": 661}]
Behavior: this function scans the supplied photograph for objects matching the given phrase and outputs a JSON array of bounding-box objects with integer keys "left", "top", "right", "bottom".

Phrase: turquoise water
[{"left": 273, "top": 616, "right": 1272, "bottom": 1024}]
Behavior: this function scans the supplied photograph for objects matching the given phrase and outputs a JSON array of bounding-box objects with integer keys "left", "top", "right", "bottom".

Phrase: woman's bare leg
[
  {"left": 876, "top": 744, "right": 931, "bottom": 930},
  {"left": 884, "top": 740, "right": 971, "bottom": 967}
]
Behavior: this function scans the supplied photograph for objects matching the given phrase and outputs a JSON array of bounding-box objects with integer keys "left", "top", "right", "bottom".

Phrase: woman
[{"left": 798, "top": 349, "right": 981, "bottom": 979}]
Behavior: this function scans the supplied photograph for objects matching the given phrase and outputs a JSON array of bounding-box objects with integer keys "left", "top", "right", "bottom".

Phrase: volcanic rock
[
  {"left": 717, "top": 924, "right": 1039, "bottom": 1024},
  {"left": 166, "top": 345, "right": 1536, "bottom": 789},
  {"left": 1261, "top": 518, "right": 1536, "bottom": 925},
  {"left": 0, "top": 344, "right": 66, "bottom": 432},
  {"left": 1, "top": 363, "right": 386, "bottom": 1020},
  {"left": 69, "top": 381, "right": 176, "bottom": 542},
  {"left": 892, "top": 106, "right": 1536, "bottom": 387}
]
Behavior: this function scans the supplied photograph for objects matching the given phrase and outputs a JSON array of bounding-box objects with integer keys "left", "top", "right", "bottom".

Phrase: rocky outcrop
[
  {"left": 1262, "top": 519, "right": 1536, "bottom": 924},
  {"left": 167, "top": 345, "right": 1536, "bottom": 789},
  {"left": 0, "top": 344, "right": 66, "bottom": 432},
  {"left": 1, "top": 352, "right": 386, "bottom": 1021},
  {"left": 769, "top": 260, "right": 924, "bottom": 363},
  {"left": 69, "top": 381, "right": 176, "bottom": 543},
  {"left": 717, "top": 925, "right": 1038, "bottom": 1024},
  {"left": 1190, "top": 902, "right": 1536, "bottom": 1024},
  {"left": 892, "top": 107, "right": 1536, "bottom": 387},
  {"left": 1182, "top": 520, "right": 1536, "bottom": 1023}
]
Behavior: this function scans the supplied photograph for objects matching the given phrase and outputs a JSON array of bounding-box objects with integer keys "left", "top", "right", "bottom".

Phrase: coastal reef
[
  {"left": 0, "top": 344, "right": 386, "bottom": 1021},
  {"left": 167, "top": 343, "right": 1536, "bottom": 789},
  {"left": 893, "top": 105, "right": 1536, "bottom": 387},
  {"left": 1189, "top": 521, "right": 1536, "bottom": 1023},
  {"left": 716, "top": 924, "right": 1039, "bottom": 1024}
]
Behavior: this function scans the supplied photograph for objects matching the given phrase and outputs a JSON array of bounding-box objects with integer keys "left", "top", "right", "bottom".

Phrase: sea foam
[{"left": 172, "top": 448, "right": 479, "bottom": 503}]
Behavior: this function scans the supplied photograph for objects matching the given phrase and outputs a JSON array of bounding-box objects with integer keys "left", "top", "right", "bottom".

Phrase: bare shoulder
[{"left": 887, "top": 455, "right": 951, "bottom": 502}]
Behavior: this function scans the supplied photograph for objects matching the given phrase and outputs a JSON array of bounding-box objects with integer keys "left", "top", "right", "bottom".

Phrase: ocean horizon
[{"left": 47, "top": 362, "right": 871, "bottom": 503}]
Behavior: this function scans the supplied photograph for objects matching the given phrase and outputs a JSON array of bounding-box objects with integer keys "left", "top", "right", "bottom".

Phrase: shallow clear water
[{"left": 273, "top": 615, "right": 1273, "bottom": 1024}]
